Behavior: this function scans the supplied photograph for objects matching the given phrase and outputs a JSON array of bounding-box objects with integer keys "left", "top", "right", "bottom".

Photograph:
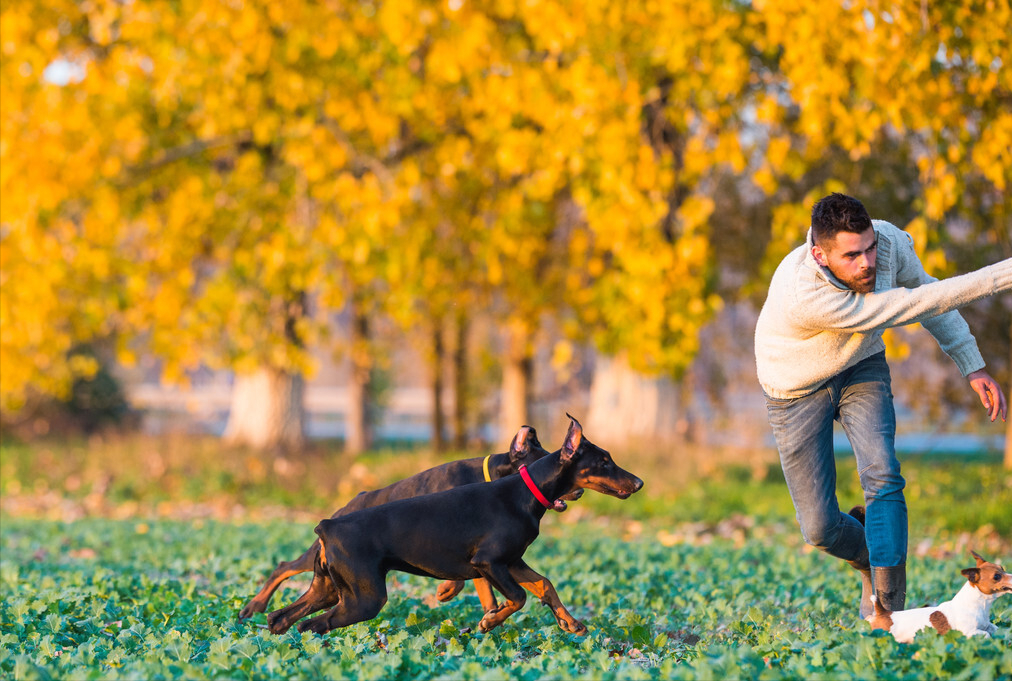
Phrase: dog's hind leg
[
  {"left": 435, "top": 577, "right": 500, "bottom": 616},
  {"left": 435, "top": 578, "right": 500, "bottom": 613},
  {"left": 240, "top": 541, "right": 320, "bottom": 620},
  {"left": 298, "top": 577, "right": 388, "bottom": 634},
  {"left": 266, "top": 556, "right": 340, "bottom": 635},
  {"left": 511, "top": 561, "right": 587, "bottom": 636}
]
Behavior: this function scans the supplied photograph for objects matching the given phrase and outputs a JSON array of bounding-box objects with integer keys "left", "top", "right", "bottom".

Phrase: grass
[
  {"left": 1, "top": 432, "right": 1011, "bottom": 679},
  {"left": 2, "top": 432, "right": 1009, "bottom": 535}
]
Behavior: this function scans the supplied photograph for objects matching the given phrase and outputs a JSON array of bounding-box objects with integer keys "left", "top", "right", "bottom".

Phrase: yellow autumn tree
[
  {"left": 751, "top": 0, "right": 1011, "bottom": 464},
  {"left": 1, "top": 1, "right": 143, "bottom": 412},
  {"left": 752, "top": 0, "right": 1011, "bottom": 261},
  {"left": 1, "top": 1, "right": 403, "bottom": 450},
  {"left": 4, "top": 0, "right": 1006, "bottom": 452}
]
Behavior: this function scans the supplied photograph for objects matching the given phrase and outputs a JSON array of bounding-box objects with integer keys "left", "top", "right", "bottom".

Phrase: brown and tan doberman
[
  {"left": 266, "top": 414, "right": 643, "bottom": 636},
  {"left": 240, "top": 425, "right": 586, "bottom": 632}
]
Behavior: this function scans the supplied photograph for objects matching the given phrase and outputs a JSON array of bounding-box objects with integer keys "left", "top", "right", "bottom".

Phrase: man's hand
[{"left": 967, "top": 369, "right": 1007, "bottom": 422}]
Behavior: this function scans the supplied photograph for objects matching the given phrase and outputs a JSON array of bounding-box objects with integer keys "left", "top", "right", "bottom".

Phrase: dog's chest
[{"left": 935, "top": 601, "right": 989, "bottom": 634}]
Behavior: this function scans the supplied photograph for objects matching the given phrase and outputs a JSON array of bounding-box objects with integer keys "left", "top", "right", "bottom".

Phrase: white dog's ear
[
  {"left": 961, "top": 567, "right": 981, "bottom": 584},
  {"left": 970, "top": 550, "right": 988, "bottom": 567}
]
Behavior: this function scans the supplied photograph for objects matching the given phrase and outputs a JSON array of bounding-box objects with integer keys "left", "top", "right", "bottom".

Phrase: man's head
[{"left": 810, "top": 193, "right": 877, "bottom": 293}]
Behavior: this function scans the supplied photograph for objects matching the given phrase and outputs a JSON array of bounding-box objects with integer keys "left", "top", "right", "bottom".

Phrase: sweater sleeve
[
  {"left": 891, "top": 227, "right": 985, "bottom": 376},
  {"left": 791, "top": 258, "right": 1012, "bottom": 334}
]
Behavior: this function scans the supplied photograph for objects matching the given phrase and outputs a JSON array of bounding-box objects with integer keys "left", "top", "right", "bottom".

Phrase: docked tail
[{"left": 866, "top": 594, "right": 894, "bottom": 632}]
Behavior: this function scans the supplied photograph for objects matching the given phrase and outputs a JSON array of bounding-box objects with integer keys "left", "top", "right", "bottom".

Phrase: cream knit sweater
[{"left": 755, "top": 220, "right": 1012, "bottom": 399}]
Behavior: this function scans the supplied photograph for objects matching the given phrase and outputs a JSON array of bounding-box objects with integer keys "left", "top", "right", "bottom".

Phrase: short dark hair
[{"left": 811, "top": 193, "right": 872, "bottom": 247}]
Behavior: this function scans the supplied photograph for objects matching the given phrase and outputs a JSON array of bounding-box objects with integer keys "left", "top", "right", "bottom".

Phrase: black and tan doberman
[
  {"left": 266, "top": 414, "right": 643, "bottom": 635},
  {"left": 240, "top": 426, "right": 585, "bottom": 631}
]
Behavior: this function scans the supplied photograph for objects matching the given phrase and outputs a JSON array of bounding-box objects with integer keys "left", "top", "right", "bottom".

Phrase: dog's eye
[{"left": 995, "top": 573, "right": 1002, "bottom": 581}]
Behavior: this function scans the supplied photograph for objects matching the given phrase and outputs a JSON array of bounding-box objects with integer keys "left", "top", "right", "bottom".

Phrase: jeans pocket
[{"left": 764, "top": 394, "right": 799, "bottom": 429}]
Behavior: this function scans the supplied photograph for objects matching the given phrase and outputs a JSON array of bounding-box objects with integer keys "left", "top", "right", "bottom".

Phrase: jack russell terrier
[{"left": 867, "top": 551, "right": 1011, "bottom": 642}]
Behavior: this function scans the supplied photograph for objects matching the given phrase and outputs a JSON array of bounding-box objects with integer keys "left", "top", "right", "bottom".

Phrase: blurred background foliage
[{"left": 1, "top": 0, "right": 1009, "bottom": 457}]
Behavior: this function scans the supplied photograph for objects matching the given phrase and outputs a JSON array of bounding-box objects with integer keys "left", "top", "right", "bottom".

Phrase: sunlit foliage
[{"left": 2, "top": 0, "right": 1008, "bottom": 410}]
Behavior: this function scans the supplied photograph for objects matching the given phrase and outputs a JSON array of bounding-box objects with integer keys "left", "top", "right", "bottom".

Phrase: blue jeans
[{"left": 764, "top": 352, "right": 907, "bottom": 567}]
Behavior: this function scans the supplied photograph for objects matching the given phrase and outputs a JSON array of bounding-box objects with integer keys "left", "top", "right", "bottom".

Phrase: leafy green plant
[
  {"left": 2, "top": 438, "right": 1009, "bottom": 678},
  {"left": 2, "top": 514, "right": 1010, "bottom": 680}
]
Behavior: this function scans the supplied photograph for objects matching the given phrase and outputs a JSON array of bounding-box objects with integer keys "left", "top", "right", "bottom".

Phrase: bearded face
[{"left": 813, "top": 228, "right": 878, "bottom": 293}]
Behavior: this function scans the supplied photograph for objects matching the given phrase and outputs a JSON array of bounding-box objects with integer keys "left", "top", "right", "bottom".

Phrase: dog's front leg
[
  {"left": 472, "top": 578, "right": 499, "bottom": 613},
  {"left": 472, "top": 559, "right": 527, "bottom": 633},
  {"left": 510, "top": 561, "right": 587, "bottom": 636}
]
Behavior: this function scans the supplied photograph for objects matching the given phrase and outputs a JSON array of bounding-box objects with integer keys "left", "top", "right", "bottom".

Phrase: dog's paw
[
  {"left": 238, "top": 601, "right": 265, "bottom": 620},
  {"left": 563, "top": 619, "right": 589, "bottom": 636},
  {"left": 435, "top": 580, "right": 465, "bottom": 602},
  {"left": 297, "top": 617, "right": 330, "bottom": 635},
  {"left": 478, "top": 613, "right": 500, "bottom": 633},
  {"left": 266, "top": 611, "right": 292, "bottom": 635}
]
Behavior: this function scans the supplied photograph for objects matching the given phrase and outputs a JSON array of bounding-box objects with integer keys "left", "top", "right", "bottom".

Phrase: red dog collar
[{"left": 518, "top": 465, "right": 565, "bottom": 512}]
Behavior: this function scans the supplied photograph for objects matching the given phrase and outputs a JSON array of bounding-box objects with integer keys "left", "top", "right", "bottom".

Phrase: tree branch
[{"left": 115, "top": 131, "right": 254, "bottom": 186}]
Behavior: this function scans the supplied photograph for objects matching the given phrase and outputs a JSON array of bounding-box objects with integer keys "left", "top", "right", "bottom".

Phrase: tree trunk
[
  {"left": 1005, "top": 318, "right": 1011, "bottom": 470},
  {"left": 452, "top": 312, "right": 469, "bottom": 450},
  {"left": 431, "top": 324, "right": 446, "bottom": 452},
  {"left": 346, "top": 311, "right": 373, "bottom": 455},
  {"left": 499, "top": 321, "right": 532, "bottom": 442},
  {"left": 586, "top": 352, "right": 680, "bottom": 445},
  {"left": 223, "top": 367, "right": 305, "bottom": 452}
]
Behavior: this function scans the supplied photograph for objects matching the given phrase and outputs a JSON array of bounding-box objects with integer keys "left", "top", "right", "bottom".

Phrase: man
[{"left": 754, "top": 192, "right": 1011, "bottom": 617}]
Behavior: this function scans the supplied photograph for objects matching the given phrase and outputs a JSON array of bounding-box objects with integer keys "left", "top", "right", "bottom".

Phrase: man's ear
[
  {"left": 961, "top": 567, "right": 981, "bottom": 584},
  {"left": 562, "top": 413, "right": 583, "bottom": 462},
  {"left": 812, "top": 244, "right": 828, "bottom": 267}
]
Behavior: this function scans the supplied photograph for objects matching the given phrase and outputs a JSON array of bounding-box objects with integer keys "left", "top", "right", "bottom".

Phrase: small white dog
[{"left": 867, "top": 551, "right": 1011, "bottom": 643}]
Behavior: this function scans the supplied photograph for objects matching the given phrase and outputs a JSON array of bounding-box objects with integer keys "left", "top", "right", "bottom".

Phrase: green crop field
[{"left": 1, "top": 436, "right": 1011, "bottom": 680}]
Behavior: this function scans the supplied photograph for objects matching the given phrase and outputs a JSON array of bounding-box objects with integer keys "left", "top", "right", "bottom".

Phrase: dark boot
[
  {"left": 845, "top": 506, "right": 873, "bottom": 618},
  {"left": 872, "top": 564, "right": 906, "bottom": 611}
]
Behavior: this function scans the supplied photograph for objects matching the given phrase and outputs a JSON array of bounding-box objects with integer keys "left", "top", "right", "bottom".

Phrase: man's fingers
[
  {"left": 976, "top": 381, "right": 997, "bottom": 422},
  {"left": 968, "top": 372, "right": 1007, "bottom": 423},
  {"left": 983, "top": 381, "right": 1006, "bottom": 422}
]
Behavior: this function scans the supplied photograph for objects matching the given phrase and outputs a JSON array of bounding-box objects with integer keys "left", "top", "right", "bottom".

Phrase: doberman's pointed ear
[
  {"left": 525, "top": 426, "right": 541, "bottom": 450},
  {"left": 970, "top": 550, "right": 987, "bottom": 567},
  {"left": 961, "top": 567, "right": 981, "bottom": 584},
  {"left": 509, "top": 426, "right": 532, "bottom": 461},
  {"left": 561, "top": 414, "right": 583, "bottom": 461}
]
